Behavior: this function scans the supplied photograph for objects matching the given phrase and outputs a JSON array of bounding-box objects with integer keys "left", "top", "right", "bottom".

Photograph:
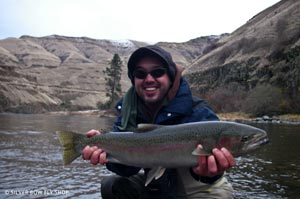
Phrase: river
[{"left": 0, "top": 113, "right": 299, "bottom": 199}]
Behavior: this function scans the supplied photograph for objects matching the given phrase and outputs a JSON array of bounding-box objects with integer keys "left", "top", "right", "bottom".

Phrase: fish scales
[
  {"left": 85, "top": 128, "right": 199, "bottom": 168},
  {"left": 57, "top": 121, "right": 268, "bottom": 168}
]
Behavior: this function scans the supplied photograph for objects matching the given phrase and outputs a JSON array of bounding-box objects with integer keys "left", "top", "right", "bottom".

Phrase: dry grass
[
  {"left": 217, "top": 112, "right": 251, "bottom": 121},
  {"left": 279, "top": 114, "right": 300, "bottom": 121}
]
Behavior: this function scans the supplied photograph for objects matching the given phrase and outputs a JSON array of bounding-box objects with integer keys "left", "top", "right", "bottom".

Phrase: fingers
[
  {"left": 194, "top": 155, "right": 219, "bottom": 176},
  {"left": 82, "top": 129, "right": 106, "bottom": 165},
  {"left": 193, "top": 155, "right": 207, "bottom": 175},
  {"left": 90, "top": 149, "right": 101, "bottom": 165},
  {"left": 82, "top": 146, "right": 97, "bottom": 160},
  {"left": 221, "top": 147, "right": 236, "bottom": 167},
  {"left": 99, "top": 150, "right": 108, "bottom": 165},
  {"left": 91, "top": 148, "right": 108, "bottom": 165},
  {"left": 207, "top": 154, "right": 218, "bottom": 175},
  {"left": 212, "top": 148, "right": 229, "bottom": 171},
  {"left": 82, "top": 145, "right": 107, "bottom": 165},
  {"left": 86, "top": 129, "right": 101, "bottom": 137},
  {"left": 193, "top": 147, "right": 235, "bottom": 177}
]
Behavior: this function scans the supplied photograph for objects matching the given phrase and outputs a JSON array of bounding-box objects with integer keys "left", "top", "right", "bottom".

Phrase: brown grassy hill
[
  {"left": 183, "top": 0, "right": 300, "bottom": 115},
  {"left": 0, "top": 35, "right": 220, "bottom": 113},
  {"left": 2, "top": 1, "right": 297, "bottom": 115}
]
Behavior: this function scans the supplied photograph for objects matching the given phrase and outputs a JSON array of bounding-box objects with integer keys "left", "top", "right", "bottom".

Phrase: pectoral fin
[
  {"left": 136, "top": 124, "right": 162, "bottom": 133},
  {"left": 145, "top": 167, "right": 166, "bottom": 186},
  {"left": 192, "top": 146, "right": 211, "bottom": 156},
  {"left": 106, "top": 155, "right": 121, "bottom": 164}
]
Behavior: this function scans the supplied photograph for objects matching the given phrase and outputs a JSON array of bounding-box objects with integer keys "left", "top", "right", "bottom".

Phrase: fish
[{"left": 57, "top": 121, "right": 269, "bottom": 185}]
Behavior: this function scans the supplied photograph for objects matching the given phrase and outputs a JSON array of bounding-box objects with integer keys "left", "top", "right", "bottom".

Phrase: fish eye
[{"left": 241, "top": 135, "right": 250, "bottom": 142}]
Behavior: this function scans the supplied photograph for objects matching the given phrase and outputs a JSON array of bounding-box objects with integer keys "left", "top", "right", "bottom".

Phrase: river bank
[
  {"left": 47, "top": 109, "right": 117, "bottom": 117},
  {"left": 46, "top": 110, "right": 300, "bottom": 125},
  {"left": 3, "top": 109, "right": 299, "bottom": 125},
  {"left": 218, "top": 112, "right": 300, "bottom": 125}
]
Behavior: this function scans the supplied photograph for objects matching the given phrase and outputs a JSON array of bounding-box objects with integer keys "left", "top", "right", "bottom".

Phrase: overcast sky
[{"left": 0, "top": 0, "right": 280, "bottom": 43}]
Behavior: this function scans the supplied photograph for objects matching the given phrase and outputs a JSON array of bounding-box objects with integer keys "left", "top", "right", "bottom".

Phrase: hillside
[
  {"left": 1, "top": 0, "right": 299, "bottom": 115},
  {"left": 183, "top": 0, "right": 300, "bottom": 115},
  {"left": 0, "top": 35, "right": 220, "bottom": 113}
]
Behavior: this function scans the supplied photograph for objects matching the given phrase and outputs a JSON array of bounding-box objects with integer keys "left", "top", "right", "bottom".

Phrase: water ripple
[{"left": 1, "top": 114, "right": 300, "bottom": 199}]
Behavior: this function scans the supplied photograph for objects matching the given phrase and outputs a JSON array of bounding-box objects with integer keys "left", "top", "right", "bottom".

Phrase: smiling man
[
  {"left": 82, "top": 45, "right": 235, "bottom": 199},
  {"left": 133, "top": 57, "right": 171, "bottom": 107}
]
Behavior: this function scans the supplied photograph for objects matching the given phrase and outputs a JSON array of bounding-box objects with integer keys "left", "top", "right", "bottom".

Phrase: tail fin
[{"left": 56, "top": 131, "right": 86, "bottom": 166}]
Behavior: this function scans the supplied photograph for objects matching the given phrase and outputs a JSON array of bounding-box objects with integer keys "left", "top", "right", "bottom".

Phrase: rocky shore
[
  {"left": 47, "top": 109, "right": 117, "bottom": 117},
  {"left": 218, "top": 113, "right": 300, "bottom": 125},
  {"left": 250, "top": 115, "right": 300, "bottom": 125}
]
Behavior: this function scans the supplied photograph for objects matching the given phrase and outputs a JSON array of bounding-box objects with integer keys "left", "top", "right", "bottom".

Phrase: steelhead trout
[{"left": 57, "top": 121, "right": 268, "bottom": 185}]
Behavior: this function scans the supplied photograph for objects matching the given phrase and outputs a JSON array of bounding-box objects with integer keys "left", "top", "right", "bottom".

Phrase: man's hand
[
  {"left": 81, "top": 129, "right": 108, "bottom": 165},
  {"left": 193, "top": 144, "right": 235, "bottom": 177}
]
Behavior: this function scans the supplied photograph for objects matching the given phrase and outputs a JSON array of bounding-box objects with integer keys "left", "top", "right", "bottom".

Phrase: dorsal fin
[
  {"left": 136, "top": 123, "right": 162, "bottom": 133},
  {"left": 145, "top": 167, "right": 166, "bottom": 186},
  {"left": 99, "top": 128, "right": 109, "bottom": 134}
]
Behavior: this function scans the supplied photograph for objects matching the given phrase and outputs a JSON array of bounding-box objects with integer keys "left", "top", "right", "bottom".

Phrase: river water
[{"left": 0, "top": 113, "right": 299, "bottom": 199}]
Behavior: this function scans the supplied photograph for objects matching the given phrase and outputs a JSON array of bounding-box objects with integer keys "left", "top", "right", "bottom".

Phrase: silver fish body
[{"left": 57, "top": 121, "right": 268, "bottom": 168}]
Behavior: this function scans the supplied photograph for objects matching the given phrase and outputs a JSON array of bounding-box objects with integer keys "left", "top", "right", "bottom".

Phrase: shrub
[
  {"left": 60, "top": 100, "right": 72, "bottom": 110},
  {"left": 242, "top": 84, "right": 283, "bottom": 116},
  {"left": 0, "top": 95, "right": 9, "bottom": 112},
  {"left": 97, "top": 101, "right": 111, "bottom": 110},
  {"left": 204, "top": 83, "right": 247, "bottom": 113}
]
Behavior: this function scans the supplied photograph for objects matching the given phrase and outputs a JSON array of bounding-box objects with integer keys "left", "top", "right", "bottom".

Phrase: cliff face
[
  {"left": 183, "top": 0, "right": 300, "bottom": 114},
  {"left": 0, "top": 35, "right": 220, "bottom": 112}
]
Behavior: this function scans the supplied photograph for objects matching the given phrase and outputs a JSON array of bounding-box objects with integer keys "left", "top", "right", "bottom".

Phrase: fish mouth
[{"left": 244, "top": 132, "right": 269, "bottom": 152}]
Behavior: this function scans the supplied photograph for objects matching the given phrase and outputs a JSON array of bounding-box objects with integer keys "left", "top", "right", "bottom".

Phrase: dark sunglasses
[{"left": 133, "top": 67, "right": 167, "bottom": 79}]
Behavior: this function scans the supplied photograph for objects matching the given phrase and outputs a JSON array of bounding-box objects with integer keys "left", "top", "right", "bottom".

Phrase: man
[{"left": 82, "top": 45, "right": 235, "bottom": 198}]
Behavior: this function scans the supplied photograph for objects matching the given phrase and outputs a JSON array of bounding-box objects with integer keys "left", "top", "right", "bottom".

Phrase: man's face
[{"left": 133, "top": 56, "right": 172, "bottom": 106}]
